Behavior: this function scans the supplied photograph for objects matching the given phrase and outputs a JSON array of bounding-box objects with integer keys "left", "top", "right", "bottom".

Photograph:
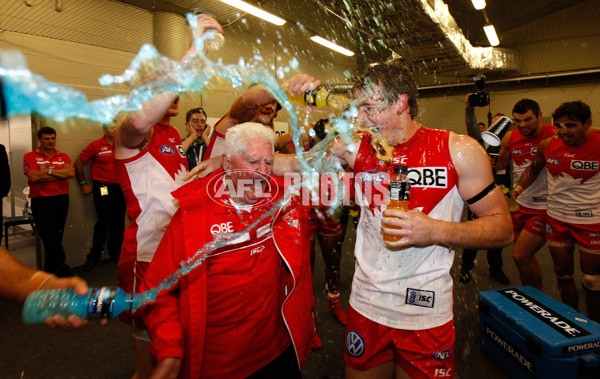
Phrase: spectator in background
[
  {"left": 513, "top": 100, "right": 600, "bottom": 322},
  {"left": 182, "top": 107, "right": 211, "bottom": 170},
  {"left": 459, "top": 103, "right": 510, "bottom": 285},
  {"left": 74, "top": 120, "right": 126, "bottom": 271},
  {"left": 495, "top": 99, "right": 555, "bottom": 290},
  {"left": 0, "top": 143, "right": 10, "bottom": 246},
  {"left": 23, "top": 126, "right": 74, "bottom": 277}
]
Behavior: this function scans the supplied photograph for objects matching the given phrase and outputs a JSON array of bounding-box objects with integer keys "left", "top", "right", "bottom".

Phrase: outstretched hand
[
  {"left": 39, "top": 276, "right": 108, "bottom": 329},
  {"left": 183, "top": 13, "right": 224, "bottom": 60},
  {"left": 184, "top": 156, "right": 222, "bottom": 181},
  {"left": 284, "top": 74, "right": 321, "bottom": 96}
]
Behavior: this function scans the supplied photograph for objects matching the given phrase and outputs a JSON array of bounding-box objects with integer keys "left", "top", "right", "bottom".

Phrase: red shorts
[
  {"left": 309, "top": 208, "right": 342, "bottom": 236},
  {"left": 511, "top": 206, "right": 546, "bottom": 237},
  {"left": 117, "top": 261, "right": 149, "bottom": 327},
  {"left": 545, "top": 215, "right": 600, "bottom": 251},
  {"left": 344, "top": 305, "right": 455, "bottom": 378}
]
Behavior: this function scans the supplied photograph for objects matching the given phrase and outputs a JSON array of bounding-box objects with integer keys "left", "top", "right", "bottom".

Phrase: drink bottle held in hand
[
  {"left": 281, "top": 83, "right": 348, "bottom": 109},
  {"left": 22, "top": 286, "right": 137, "bottom": 324},
  {"left": 499, "top": 185, "right": 519, "bottom": 212},
  {"left": 383, "top": 165, "right": 410, "bottom": 242},
  {"left": 192, "top": 9, "right": 224, "bottom": 52}
]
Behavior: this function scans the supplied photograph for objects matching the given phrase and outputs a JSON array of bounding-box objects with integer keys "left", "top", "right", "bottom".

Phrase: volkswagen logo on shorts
[{"left": 346, "top": 330, "right": 365, "bottom": 358}]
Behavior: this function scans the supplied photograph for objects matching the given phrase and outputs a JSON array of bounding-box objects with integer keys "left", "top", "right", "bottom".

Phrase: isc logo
[
  {"left": 571, "top": 160, "right": 599, "bottom": 171},
  {"left": 433, "top": 368, "right": 452, "bottom": 377}
]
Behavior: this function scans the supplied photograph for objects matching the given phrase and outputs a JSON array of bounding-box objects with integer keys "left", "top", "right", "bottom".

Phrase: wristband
[
  {"left": 47, "top": 168, "right": 53, "bottom": 175},
  {"left": 79, "top": 181, "right": 87, "bottom": 185},
  {"left": 19, "top": 271, "right": 55, "bottom": 301},
  {"left": 513, "top": 185, "right": 523, "bottom": 194}
]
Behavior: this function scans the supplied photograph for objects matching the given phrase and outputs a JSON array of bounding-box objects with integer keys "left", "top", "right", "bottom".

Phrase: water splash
[{"left": 3, "top": 13, "right": 364, "bottom": 315}]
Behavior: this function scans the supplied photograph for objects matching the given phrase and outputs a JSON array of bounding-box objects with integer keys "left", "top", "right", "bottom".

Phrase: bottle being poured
[
  {"left": 191, "top": 9, "right": 224, "bottom": 52},
  {"left": 22, "top": 286, "right": 144, "bottom": 324},
  {"left": 280, "top": 82, "right": 349, "bottom": 110}
]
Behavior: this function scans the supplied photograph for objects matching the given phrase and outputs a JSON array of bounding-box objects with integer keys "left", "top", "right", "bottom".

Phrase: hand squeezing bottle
[{"left": 22, "top": 286, "right": 138, "bottom": 324}]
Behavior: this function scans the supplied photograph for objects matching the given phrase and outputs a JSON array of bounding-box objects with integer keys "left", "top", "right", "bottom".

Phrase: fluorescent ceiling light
[
  {"left": 483, "top": 24, "right": 500, "bottom": 46},
  {"left": 310, "top": 36, "right": 354, "bottom": 56},
  {"left": 471, "top": 0, "right": 486, "bottom": 10},
  {"left": 217, "top": 0, "right": 286, "bottom": 26}
]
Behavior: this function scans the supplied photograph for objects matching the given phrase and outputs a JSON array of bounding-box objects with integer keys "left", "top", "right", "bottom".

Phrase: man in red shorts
[
  {"left": 496, "top": 99, "right": 555, "bottom": 289},
  {"left": 513, "top": 100, "right": 600, "bottom": 322},
  {"left": 275, "top": 61, "right": 513, "bottom": 378}
]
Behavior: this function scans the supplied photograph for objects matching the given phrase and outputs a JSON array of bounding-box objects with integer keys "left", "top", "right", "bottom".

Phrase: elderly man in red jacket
[{"left": 142, "top": 122, "right": 317, "bottom": 378}]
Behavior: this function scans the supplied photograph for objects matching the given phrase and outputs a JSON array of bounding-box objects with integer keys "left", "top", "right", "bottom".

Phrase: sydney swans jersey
[
  {"left": 509, "top": 125, "right": 555, "bottom": 209},
  {"left": 114, "top": 124, "right": 188, "bottom": 263},
  {"left": 352, "top": 127, "right": 463, "bottom": 330},
  {"left": 203, "top": 116, "right": 227, "bottom": 160},
  {"left": 544, "top": 133, "right": 600, "bottom": 224}
]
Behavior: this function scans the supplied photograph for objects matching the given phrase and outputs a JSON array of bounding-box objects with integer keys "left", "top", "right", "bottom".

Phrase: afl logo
[
  {"left": 346, "top": 330, "right": 366, "bottom": 358},
  {"left": 361, "top": 169, "right": 387, "bottom": 186},
  {"left": 160, "top": 145, "right": 175, "bottom": 156},
  {"left": 433, "top": 349, "right": 451, "bottom": 362},
  {"left": 547, "top": 158, "right": 560, "bottom": 165},
  {"left": 206, "top": 170, "right": 279, "bottom": 209},
  {"left": 545, "top": 223, "right": 552, "bottom": 236}
]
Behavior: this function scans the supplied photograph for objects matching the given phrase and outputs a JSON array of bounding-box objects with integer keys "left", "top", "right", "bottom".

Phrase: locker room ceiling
[{"left": 108, "top": 0, "right": 600, "bottom": 86}]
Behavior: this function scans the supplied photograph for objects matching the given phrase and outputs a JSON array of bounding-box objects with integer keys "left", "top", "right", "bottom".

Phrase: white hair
[{"left": 225, "top": 122, "right": 276, "bottom": 157}]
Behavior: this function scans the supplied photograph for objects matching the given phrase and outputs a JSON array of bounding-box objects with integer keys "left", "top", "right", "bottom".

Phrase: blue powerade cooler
[{"left": 478, "top": 286, "right": 600, "bottom": 378}]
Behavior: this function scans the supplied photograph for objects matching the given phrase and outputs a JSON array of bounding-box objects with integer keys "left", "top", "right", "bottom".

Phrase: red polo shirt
[
  {"left": 23, "top": 148, "right": 71, "bottom": 198},
  {"left": 78, "top": 137, "right": 117, "bottom": 184}
]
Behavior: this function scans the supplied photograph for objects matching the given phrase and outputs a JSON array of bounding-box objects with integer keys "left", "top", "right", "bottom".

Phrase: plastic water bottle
[
  {"left": 192, "top": 9, "right": 224, "bottom": 52},
  {"left": 383, "top": 165, "right": 410, "bottom": 242},
  {"left": 202, "top": 29, "right": 224, "bottom": 52},
  {"left": 22, "top": 286, "right": 136, "bottom": 324},
  {"left": 280, "top": 82, "right": 348, "bottom": 109}
]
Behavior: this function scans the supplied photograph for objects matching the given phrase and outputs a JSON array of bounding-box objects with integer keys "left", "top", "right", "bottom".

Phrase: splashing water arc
[{"left": 2, "top": 12, "right": 363, "bottom": 312}]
